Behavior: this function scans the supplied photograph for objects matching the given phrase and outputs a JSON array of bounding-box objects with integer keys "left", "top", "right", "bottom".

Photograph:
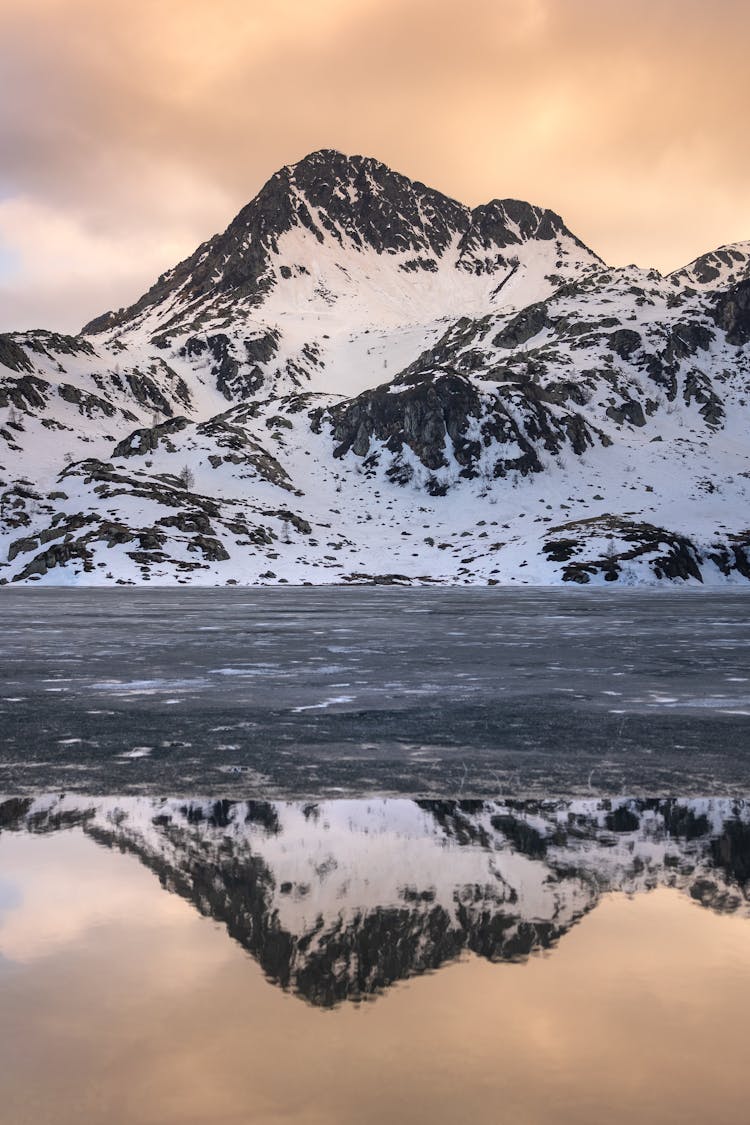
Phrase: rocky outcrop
[
  {"left": 113, "top": 416, "right": 190, "bottom": 458},
  {"left": 541, "top": 518, "right": 706, "bottom": 584},
  {"left": 714, "top": 278, "right": 750, "bottom": 345},
  {"left": 0, "top": 334, "right": 34, "bottom": 373}
]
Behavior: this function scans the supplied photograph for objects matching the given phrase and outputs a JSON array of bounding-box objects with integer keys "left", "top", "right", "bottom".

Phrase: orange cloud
[{"left": 1, "top": 0, "right": 748, "bottom": 330}]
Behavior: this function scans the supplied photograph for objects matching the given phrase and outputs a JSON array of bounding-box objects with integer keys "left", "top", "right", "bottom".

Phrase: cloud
[
  {"left": 0, "top": 168, "right": 232, "bottom": 331},
  {"left": 1, "top": 0, "right": 749, "bottom": 330}
]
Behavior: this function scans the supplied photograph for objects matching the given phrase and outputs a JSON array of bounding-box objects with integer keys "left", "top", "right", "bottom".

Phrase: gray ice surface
[{"left": 0, "top": 586, "right": 749, "bottom": 796}]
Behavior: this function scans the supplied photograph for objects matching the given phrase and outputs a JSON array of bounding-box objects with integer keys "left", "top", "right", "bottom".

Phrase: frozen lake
[{"left": 1, "top": 587, "right": 750, "bottom": 795}]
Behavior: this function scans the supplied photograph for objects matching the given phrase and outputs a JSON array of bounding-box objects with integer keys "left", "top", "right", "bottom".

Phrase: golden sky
[{"left": 1, "top": 0, "right": 749, "bottom": 331}]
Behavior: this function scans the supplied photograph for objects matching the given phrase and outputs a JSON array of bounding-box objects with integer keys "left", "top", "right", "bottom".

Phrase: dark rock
[
  {"left": 0, "top": 373, "right": 50, "bottom": 412},
  {"left": 13, "top": 541, "right": 94, "bottom": 581},
  {"left": 97, "top": 522, "right": 135, "bottom": 548},
  {"left": 0, "top": 797, "right": 33, "bottom": 826},
  {"left": 124, "top": 369, "right": 174, "bottom": 416},
  {"left": 0, "top": 335, "right": 34, "bottom": 373},
  {"left": 188, "top": 534, "right": 230, "bottom": 561},
  {"left": 24, "top": 330, "right": 95, "bottom": 359},
  {"left": 7, "top": 535, "right": 39, "bottom": 561},
  {"left": 668, "top": 321, "right": 714, "bottom": 358},
  {"left": 158, "top": 510, "right": 216, "bottom": 536},
  {"left": 58, "top": 384, "right": 116, "bottom": 418},
  {"left": 606, "top": 400, "right": 646, "bottom": 427},
  {"left": 113, "top": 416, "right": 190, "bottom": 458},
  {"left": 138, "top": 527, "right": 167, "bottom": 551},
  {"left": 713, "top": 278, "right": 750, "bottom": 346},
  {"left": 330, "top": 372, "right": 481, "bottom": 471},
  {"left": 493, "top": 303, "right": 548, "bottom": 349},
  {"left": 607, "top": 328, "right": 641, "bottom": 358},
  {"left": 543, "top": 538, "right": 580, "bottom": 563}
]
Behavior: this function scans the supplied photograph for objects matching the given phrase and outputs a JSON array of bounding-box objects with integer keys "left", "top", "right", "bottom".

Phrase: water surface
[
  {"left": 1, "top": 794, "right": 749, "bottom": 1124},
  {"left": 3, "top": 589, "right": 750, "bottom": 1121}
]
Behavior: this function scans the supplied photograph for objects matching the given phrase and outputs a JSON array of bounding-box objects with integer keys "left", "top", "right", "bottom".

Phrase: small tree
[{"left": 177, "top": 465, "right": 195, "bottom": 491}]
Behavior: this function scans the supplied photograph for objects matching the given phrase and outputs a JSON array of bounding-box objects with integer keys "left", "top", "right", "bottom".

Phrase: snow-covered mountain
[
  {"left": 670, "top": 241, "right": 750, "bottom": 291},
  {"left": 2, "top": 794, "right": 748, "bottom": 1005},
  {"left": 1, "top": 149, "right": 749, "bottom": 586}
]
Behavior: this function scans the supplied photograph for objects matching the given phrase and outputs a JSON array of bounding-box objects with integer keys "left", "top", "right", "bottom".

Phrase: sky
[{"left": 1, "top": 0, "right": 749, "bottom": 332}]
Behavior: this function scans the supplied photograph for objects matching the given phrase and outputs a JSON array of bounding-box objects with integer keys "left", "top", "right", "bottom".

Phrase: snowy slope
[{"left": 1, "top": 150, "right": 749, "bottom": 586}]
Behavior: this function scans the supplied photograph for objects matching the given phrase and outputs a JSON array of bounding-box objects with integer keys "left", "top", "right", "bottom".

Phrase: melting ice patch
[
  {"left": 91, "top": 678, "right": 204, "bottom": 694},
  {"left": 292, "top": 695, "right": 356, "bottom": 712},
  {"left": 118, "top": 747, "right": 153, "bottom": 759},
  {"left": 208, "top": 665, "right": 280, "bottom": 676}
]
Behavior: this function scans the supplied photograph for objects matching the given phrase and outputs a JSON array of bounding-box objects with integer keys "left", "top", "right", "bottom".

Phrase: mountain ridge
[{"left": 81, "top": 149, "right": 601, "bottom": 337}]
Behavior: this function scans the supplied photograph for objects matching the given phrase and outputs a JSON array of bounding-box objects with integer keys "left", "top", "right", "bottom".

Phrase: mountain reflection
[{"left": 1, "top": 796, "right": 749, "bottom": 1006}]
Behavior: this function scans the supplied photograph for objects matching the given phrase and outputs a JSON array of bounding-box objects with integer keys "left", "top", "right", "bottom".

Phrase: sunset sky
[{"left": 1, "top": 0, "right": 748, "bottom": 332}]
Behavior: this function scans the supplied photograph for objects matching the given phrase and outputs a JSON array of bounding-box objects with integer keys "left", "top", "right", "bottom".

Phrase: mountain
[
  {"left": 669, "top": 241, "right": 750, "bottom": 291},
  {"left": 1, "top": 149, "right": 749, "bottom": 586},
  {"left": 2, "top": 794, "right": 749, "bottom": 1005},
  {"left": 81, "top": 150, "right": 600, "bottom": 344}
]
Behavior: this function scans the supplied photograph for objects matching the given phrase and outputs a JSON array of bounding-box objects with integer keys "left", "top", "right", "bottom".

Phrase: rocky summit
[{"left": 1, "top": 149, "right": 749, "bottom": 586}]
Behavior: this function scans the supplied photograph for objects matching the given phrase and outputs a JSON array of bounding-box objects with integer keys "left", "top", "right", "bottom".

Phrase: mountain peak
[
  {"left": 670, "top": 240, "right": 750, "bottom": 290},
  {"left": 285, "top": 148, "right": 389, "bottom": 176},
  {"left": 82, "top": 152, "right": 599, "bottom": 337}
]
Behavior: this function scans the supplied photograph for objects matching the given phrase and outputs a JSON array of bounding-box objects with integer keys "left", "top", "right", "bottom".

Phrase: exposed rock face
[
  {"left": 330, "top": 373, "right": 485, "bottom": 471},
  {"left": 327, "top": 365, "right": 604, "bottom": 489},
  {"left": 542, "top": 519, "right": 705, "bottom": 584},
  {"left": 1, "top": 149, "right": 749, "bottom": 586},
  {"left": 714, "top": 278, "right": 750, "bottom": 345},
  {"left": 0, "top": 334, "right": 34, "bottom": 373},
  {"left": 112, "top": 416, "right": 190, "bottom": 458}
]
